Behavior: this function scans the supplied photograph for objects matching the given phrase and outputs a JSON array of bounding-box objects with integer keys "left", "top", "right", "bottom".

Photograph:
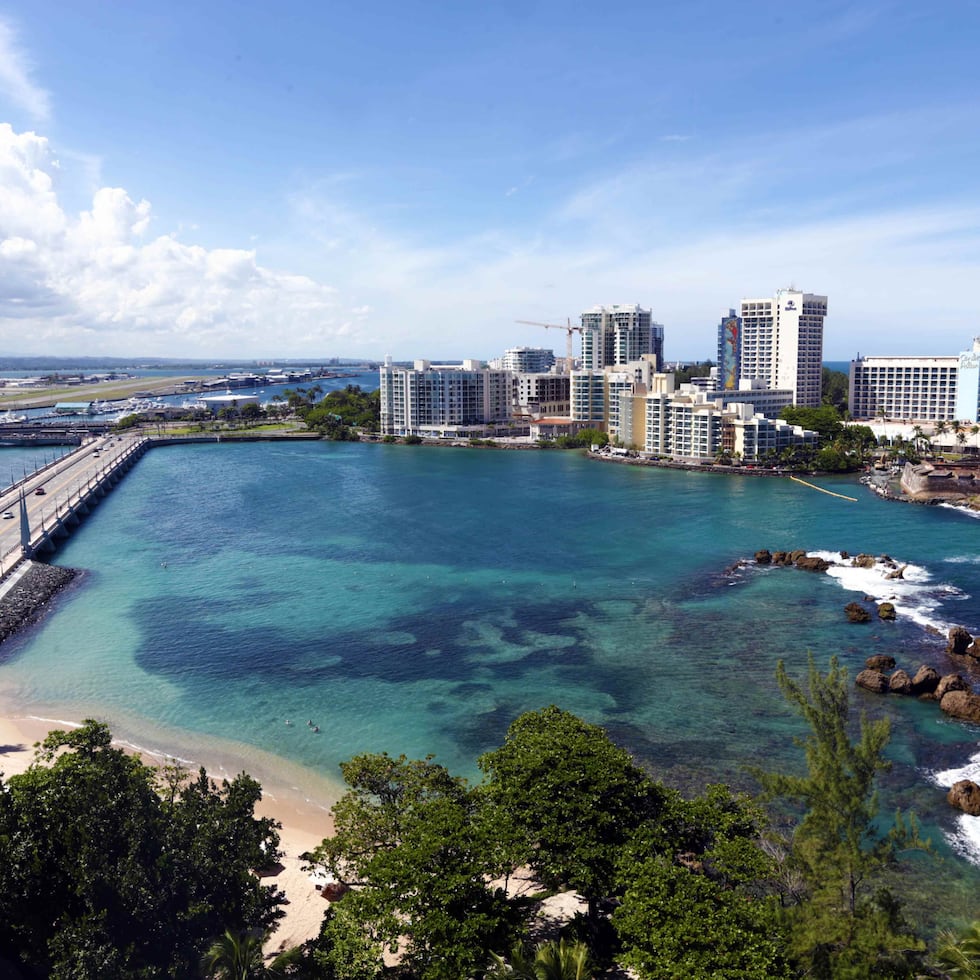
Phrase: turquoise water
[
  {"left": 2, "top": 442, "right": 980, "bottom": 914},
  {"left": 0, "top": 445, "right": 71, "bottom": 488}
]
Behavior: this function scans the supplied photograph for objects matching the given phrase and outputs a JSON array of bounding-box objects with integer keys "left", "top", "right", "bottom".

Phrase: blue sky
[{"left": 0, "top": 1, "right": 978, "bottom": 361}]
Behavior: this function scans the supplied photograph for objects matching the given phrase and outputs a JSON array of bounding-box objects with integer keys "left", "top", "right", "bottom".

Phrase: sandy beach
[{"left": 0, "top": 711, "right": 337, "bottom": 957}]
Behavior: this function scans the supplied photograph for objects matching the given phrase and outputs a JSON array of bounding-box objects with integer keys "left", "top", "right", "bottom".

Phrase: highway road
[{"left": 0, "top": 433, "right": 148, "bottom": 574}]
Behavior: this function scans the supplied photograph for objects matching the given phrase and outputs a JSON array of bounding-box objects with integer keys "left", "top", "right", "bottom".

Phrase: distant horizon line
[{"left": 0, "top": 354, "right": 858, "bottom": 367}]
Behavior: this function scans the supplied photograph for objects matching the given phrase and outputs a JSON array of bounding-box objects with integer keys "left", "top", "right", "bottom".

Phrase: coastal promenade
[{"left": 0, "top": 432, "right": 148, "bottom": 580}]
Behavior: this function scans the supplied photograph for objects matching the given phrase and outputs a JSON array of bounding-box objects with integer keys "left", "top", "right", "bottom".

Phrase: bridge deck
[{"left": 0, "top": 433, "right": 149, "bottom": 577}]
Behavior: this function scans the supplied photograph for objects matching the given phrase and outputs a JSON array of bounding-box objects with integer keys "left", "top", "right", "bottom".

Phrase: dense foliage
[
  {"left": 822, "top": 367, "right": 849, "bottom": 412},
  {"left": 778, "top": 405, "right": 877, "bottom": 471},
  {"left": 301, "top": 386, "right": 380, "bottom": 438},
  {"left": 0, "top": 721, "right": 283, "bottom": 978},
  {"left": 2, "top": 667, "right": 941, "bottom": 978},
  {"left": 553, "top": 427, "right": 608, "bottom": 449},
  {"left": 673, "top": 360, "right": 715, "bottom": 385}
]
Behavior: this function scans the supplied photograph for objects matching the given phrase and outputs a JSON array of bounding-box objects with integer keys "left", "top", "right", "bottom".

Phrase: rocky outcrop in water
[
  {"left": 845, "top": 602, "right": 872, "bottom": 623},
  {"left": 947, "top": 780, "right": 980, "bottom": 816},
  {"left": 889, "top": 669, "right": 913, "bottom": 695},
  {"left": 947, "top": 626, "right": 975, "bottom": 657},
  {"left": 796, "top": 555, "right": 831, "bottom": 572},
  {"left": 941, "top": 690, "right": 980, "bottom": 724},
  {"left": 877, "top": 602, "right": 897, "bottom": 620},
  {"left": 856, "top": 669, "right": 890, "bottom": 694},
  {"left": 0, "top": 562, "right": 79, "bottom": 649},
  {"left": 936, "top": 674, "right": 970, "bottom": 700},
  {"left": 866, "top": 655, "right": 896, "bottom": 670},
  {"left": 911, "top": 665, "right": 941, "bottom": 697}
]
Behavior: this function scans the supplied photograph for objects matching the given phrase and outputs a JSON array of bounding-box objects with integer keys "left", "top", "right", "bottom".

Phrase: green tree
[
  {"left": 614, "top": 785, "right": 789, "bottom": 979},
  {"left": 478, "top": 706, "right": 668, "bottom": 919},
  {"left": 674, "top": 360, "right": 715, "bottom": 385},
  {"left": 933, "top": 920, "right": 980, "bottom": 978},
  {"left": 555, "top": 427, "right": 608, "bottom": 449},
  {"left": 306, "top": 752, "right": 513, "bottom": 980},
  {"left": 301, "top": 386, "right": 380, "bottom": 434},
  {"left": 240, "top": 402, "right": 265, "bottom": 425},
  {"left": 202, "top": 929, "right": 266, "bottom": 979},
  {"left": 822, "top": 367, "right": 849, "bottom": 412},
  {"left": 614, "top": 858, "right": 789, "bottom": 979},
  {"left": 779, "top": 404, "right": 844, "bottom": 442},
  {"left": 0, "top": 721, "right": 284, "bottom": 978},
  {"left": 489, "top": 938, "right": 596, "bottom": 979},
  {"left": 753, "top": 657, "right": 927, "bottom": 978}
]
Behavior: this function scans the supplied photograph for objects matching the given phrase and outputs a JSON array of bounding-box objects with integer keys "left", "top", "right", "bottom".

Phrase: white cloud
[
  {"left": 0, "top": 19, "right": 51, "bottom": 122},
  {"left": 0, "top": 124, "right": 344, "bottom": 357}
]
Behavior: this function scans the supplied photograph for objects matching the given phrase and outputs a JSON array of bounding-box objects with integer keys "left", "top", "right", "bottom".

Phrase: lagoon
[{"left": 1, "top": 440, "right": 979, "bottom": 920}]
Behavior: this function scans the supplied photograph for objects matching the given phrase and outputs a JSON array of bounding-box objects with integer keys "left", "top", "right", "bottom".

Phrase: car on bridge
[
  {"left": 2, "top": 511, "right": 12, "bottom": 519},
  {"left": 35, "top": 487, "right": 46, "bottom": 495}
]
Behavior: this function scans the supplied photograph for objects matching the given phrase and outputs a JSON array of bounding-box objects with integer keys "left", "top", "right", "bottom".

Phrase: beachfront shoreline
[{"left": 0, "top": 711, "right": 337, "bottom": 955}]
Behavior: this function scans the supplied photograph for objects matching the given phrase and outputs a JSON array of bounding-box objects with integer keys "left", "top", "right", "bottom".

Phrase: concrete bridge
[{"left": 0, "top": 433, "right": 149, "bottom": 577}]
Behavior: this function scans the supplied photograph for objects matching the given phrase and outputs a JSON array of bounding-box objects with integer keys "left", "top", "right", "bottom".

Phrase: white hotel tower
[{"left": 738, "top": 289, "right": 827, "bottom": 408}]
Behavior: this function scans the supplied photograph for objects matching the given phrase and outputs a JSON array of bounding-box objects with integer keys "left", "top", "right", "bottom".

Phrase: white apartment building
[
  {"left": 617, "top": 373, "right": 817, "bottom": 462},
  {"left": 580, "top": 304, "right": 664, "bottom": 371},
  {"left": 739, "top": 289, "right": 827, "bottom": 407},
  {"left": 848, "top": 355, "right": 959, "bottom": 422},
  {"left": 704, "top": 377, "right": 794, "bottom": 419},
  {"left": 726, "top": 403, "right": 819, "bottom": 461},
  {"left": 495, "top": 347, "right": 556, "bottom": 374},
  {"left": 379, "top": 358, "right": 513, "bottom": 437},
  {"left": 570, "top": 356, "right": 658, "bottom": 429},
  {"left": 570, "top": 370, "right": 606, "bottom": 426}
]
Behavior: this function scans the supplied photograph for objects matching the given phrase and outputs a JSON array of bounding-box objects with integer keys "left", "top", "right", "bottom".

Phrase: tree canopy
[
  {"left": 0, "top": 720, "right": 283, "bottom": 978},
  {"left": 305, "top": 752, "right": 514, "bottom": 980},
  {"left": 753, "top": 657, "right": 928, "bottom": 977},
  {"left": 478, "top": 706, "right": 669, "bottom": 916}
]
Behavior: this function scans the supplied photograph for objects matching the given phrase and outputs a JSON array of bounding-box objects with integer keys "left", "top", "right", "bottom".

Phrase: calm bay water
[{"left": 2, "top": 441, "right": 980, "bottom": 919}]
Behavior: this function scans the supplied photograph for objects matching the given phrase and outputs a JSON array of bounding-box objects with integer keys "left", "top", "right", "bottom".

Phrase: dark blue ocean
[{"left": 2, "top": 439, "right": 980, "bottom": 922}]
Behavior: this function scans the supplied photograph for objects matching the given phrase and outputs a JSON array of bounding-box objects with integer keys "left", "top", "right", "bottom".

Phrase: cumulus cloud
[
  {"left": 0, "top": 124, "right": 344, "bottom": 356},
  {"left": 0, "top": 19, "right": 51, "bottom": 122}
]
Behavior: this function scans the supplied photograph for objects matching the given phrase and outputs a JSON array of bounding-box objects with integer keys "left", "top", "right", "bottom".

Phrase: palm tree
[
  {"left": 934, "top": 920, "right": 980, "bottom": 978},
  {"left": 488, "top": 938, "right": 596, "bottom": 980},
  {"left": 535, "top": 939, "right": 595, "bottom": 980},
  {"left": 201, "top": 930, "right": 266, "bottom": 980}
]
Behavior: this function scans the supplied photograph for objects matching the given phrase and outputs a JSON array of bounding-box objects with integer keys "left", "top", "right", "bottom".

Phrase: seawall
[{"left": 0, "top": 561, "right": 79, "bottom": 649}]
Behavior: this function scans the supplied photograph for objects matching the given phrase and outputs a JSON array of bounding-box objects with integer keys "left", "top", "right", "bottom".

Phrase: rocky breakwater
[
  {"left": 936, "top": 625, "right": 980, "bottom": 726},
  {"left": 0, "top": 561, "right": 79, "bottom": 648},
  {"left": 753, "top": 549, "right": 832, "bottom": 573},
  {"left": 854, "top": 632, "right": 980, "bottom": 815},
  {"left": 751, "top": 549, "right": 907, "bottom": 622}
]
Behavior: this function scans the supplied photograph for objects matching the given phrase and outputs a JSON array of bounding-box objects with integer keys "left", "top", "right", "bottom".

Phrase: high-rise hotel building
[{"left": 736, "top": 289, "right": 827, "bottom": 408}]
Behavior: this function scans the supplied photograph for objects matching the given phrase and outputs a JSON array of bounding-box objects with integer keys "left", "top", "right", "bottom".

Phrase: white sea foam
[
  {"left": 939, "top": 503, "right": 980, "bottom": 520},
  {"left": 932, "top": 751, "right": 980, "bottom": 864},
  {"left": 805, "top": 550, "right": 970, "bottom": 635}
]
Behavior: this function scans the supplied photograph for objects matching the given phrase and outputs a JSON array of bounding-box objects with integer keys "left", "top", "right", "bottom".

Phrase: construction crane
[{"left": 516, "top": 319, "right": 585, "bottom": 372}]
